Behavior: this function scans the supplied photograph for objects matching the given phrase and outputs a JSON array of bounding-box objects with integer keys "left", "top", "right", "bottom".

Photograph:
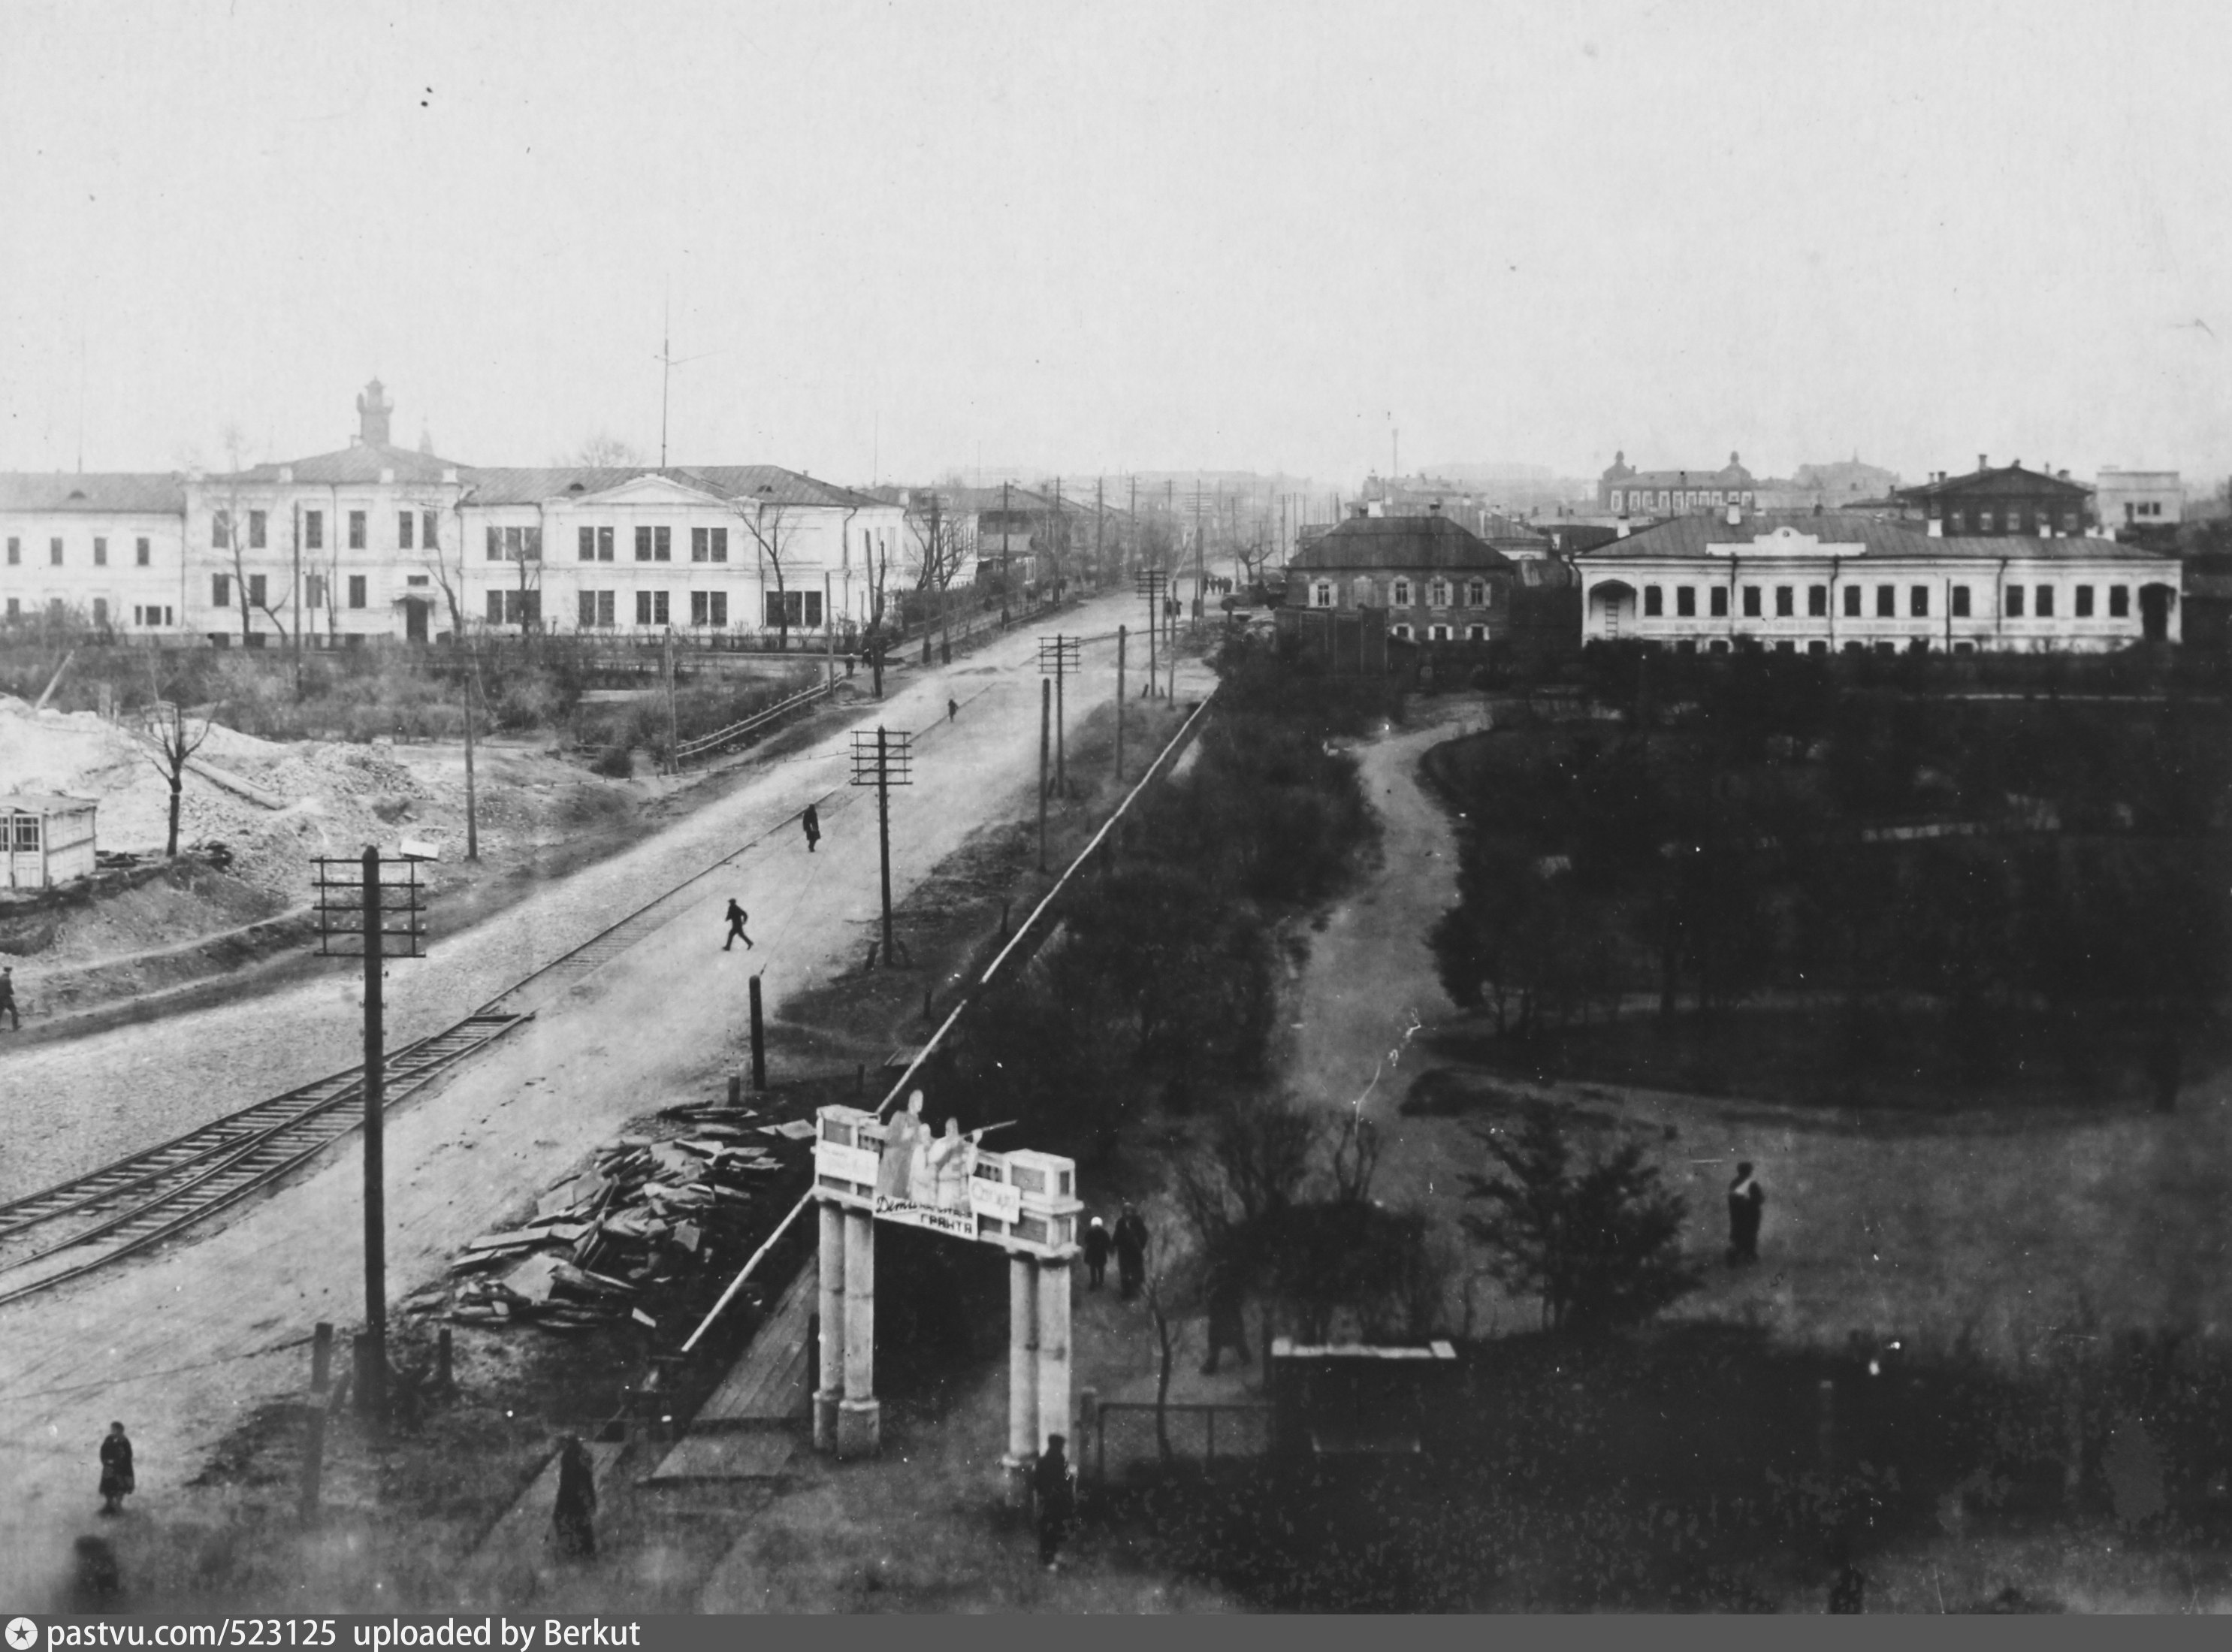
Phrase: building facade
[
  {"left": 2094, "top": 467, "right": 2183, "bottom": 534},
  {"left": 1576, "top": 510, "right": 2182, "bottom": 653},
  {"left": 1284, "top": 509, "right": 1519, "bottom": 645},
  {"left": 1598, "top": 451, "right": 1757, "bottom": 516},
  {"left": 1890, "top": 458, "right": 2094, "bottom": 537},
  {"left": 0, "top": 474, "right": 189, "bottom": 634}
]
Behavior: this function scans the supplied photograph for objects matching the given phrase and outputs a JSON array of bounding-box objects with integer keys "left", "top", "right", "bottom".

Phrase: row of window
[
  {"left": 1307, "top": 578, "right": 1494, "bottom": 609},
  {"left": 562, "top": 525, "right": 736, "bottom": 564},
  {"left": 1930, "top": 505, "right": 2082, "bottom": 534},
  {"left": 1634, "top": 581, "right": 2136, "bottom": 622},
  {"left": 6, "top": 536, "right": 153, "bottom": 567},
  {"left": 1608, "top": 488, "right": 1755, "bottom": 512},
  {"left": 2122, "top": 501, "right": 2169, "bottom": 521},
  {"left": 1391, "top": 623, "right": 1490, "bottom": 642},
  {"left": 555, "top": 590, "right": 829, "bottom": 628},
  {"left": 213, "top": 509, "right": 440, "bottom": 552},
  {"left": 2, "top": 597, "right": 171, "bottom": 627},
  {"left": 211, "top": 573, "right": 374, "bottom": 609}
]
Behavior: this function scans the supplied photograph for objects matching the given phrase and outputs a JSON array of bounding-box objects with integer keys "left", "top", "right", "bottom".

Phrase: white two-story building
[
  {"left": 0, "top": 473, "right": 190, "bottom": 634},
  {"left": 1576, "top": 509, "right": 2182, "bottom": 653}
]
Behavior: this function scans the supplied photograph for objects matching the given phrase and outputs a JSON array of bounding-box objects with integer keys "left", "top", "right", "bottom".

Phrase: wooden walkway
[{"left": 642, "top": 1261, "right": 814, "bottom": 1484}]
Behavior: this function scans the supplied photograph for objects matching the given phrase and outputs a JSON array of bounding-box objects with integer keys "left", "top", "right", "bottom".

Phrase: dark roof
[
  {"left": 457, "top": 465, "right": 886, "bottom": 510},
  {"left": 1288, "top": 514, "right": 1518, "bottom": 573},
  {"left": 1893, "top": 464, "right": 2092, "bottom": 503},
  {"left": 225, "top": 442, "right": 464, "bottom": 486},
  {"left": 0, "top": 473, "right": 186, "bottom": 514},
  {"left": 1575, "top": 511, "right": 2179, "bottom": 565},
  {"left": 0, "top": 792, "right": 98, "bottom": 814}
]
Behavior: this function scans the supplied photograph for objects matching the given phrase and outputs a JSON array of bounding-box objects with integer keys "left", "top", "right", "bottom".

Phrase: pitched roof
[
  {"left": 1288, "top": 514, "right": 1518, "bottom": 573},
  {"left": 456, "top": 465, "right": 886, "bottom": 509},
  {"left": 0, "top": 473, "right": 186, "bottom": 514},
  {"left": 225, "top": 442, "right": 464, "bottom": 486},
  {"left": 1575, "top": 511, "right": 2179, "bottom": 565},
  {"left": 1892, "top": 464, "right": 2092, "bottom": 503}
]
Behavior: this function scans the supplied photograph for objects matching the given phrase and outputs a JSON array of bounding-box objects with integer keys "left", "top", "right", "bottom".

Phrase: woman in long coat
[
  {"left": 551, "top": 1436, "right": 597, "bottom": 1559},
  {"left": 98, "top": 1422, "right": 134, "bottom": 1515}
]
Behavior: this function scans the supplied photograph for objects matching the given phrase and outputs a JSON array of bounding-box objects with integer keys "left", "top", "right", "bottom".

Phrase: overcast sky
[{"left": 3, "top": 0, "right": 2227, "bottom": 492}]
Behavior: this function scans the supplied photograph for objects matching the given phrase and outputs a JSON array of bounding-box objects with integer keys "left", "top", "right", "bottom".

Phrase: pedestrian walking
[
  {"left": 98, "top": 1421, "right": 134, "bottom": 1515},
  {"left": 947, "top": 696, "right": 959, "bottom": 723},
  {"left": 0, "top": 965, "right": 17, "bottom": 1031},
  {"left": 1032, "top": 1435, "right": 1076, "bottom": 1570},
  {"left": 1726, "top": 1161, "right": 1765, "bottom": 1266},
  {"left": 722, "top": 898, "right": 754, "bottom": 952},
  {"left": 801, "top": 804, "right": 821, "bottom": 854},
  {"left": 1113, "top": 1204, "right": 1148, "bottom": 1300},
  {"left": 1082, "top": 1217, "right": 1110, "bottom": 1289},
  {"left": 551, "top": 1435, "right": 597, "bottom": 1559}
]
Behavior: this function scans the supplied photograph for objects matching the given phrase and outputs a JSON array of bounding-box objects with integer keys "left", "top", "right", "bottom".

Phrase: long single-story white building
[{"left": 1574, "top": 509, "right": 2182, "bottom": 653}]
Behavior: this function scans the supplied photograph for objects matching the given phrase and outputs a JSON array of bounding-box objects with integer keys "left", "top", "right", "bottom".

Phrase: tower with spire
[{"left": 355, "top": 377, "right": 394, "bottom": 447}]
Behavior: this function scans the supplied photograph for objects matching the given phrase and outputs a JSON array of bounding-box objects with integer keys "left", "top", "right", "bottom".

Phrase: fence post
[
  {"left": 297, "top": 1404, "right": 325, "bottom": 1524},
  {"left": 311, "top": 1322, "right": 333, "bottom": 1392}
]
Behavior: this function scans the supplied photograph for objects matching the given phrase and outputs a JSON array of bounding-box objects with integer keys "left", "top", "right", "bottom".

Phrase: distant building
[
  {"left": 1598, "top": 451, "right": 1757, "bottom": 516},
  {"left": 0, "top": 473, "right": 189, "bottom": 636},
  {"left": 1890, "top": 457, "right": 2093, "bottom": 536},
  {"left": 2095, "top": 468, "right": 2182, "bottom": 534},
  {"left": 1284, "top": 507, "right": 1519, "bottom": 646},
  {"left": 1575, "top": 508, "right": 2181, "bottom": 653}
]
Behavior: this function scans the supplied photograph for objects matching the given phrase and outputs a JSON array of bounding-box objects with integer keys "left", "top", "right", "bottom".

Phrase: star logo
[{"left": 6, "top": 1617, "right": 39, "bottom": 1650}]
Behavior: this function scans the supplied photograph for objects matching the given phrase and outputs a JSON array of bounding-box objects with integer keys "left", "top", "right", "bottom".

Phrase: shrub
[{"left": 590, "top": 744, "right": 633, "bottom": 780}]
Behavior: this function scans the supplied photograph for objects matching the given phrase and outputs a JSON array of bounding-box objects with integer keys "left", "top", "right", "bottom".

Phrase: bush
[{"left": 590, "top": 744, "right": 633, "bottom": 779}]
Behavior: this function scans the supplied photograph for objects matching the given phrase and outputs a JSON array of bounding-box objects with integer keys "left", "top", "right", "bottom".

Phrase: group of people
[{"left": 1080, "top": 1204, "right": 1149, "bottom": 1297}]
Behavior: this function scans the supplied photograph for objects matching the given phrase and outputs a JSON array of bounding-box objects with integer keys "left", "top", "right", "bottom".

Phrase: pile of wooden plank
[{"left": 442, "top": 1099, "right": 815, "bottom": 1336}]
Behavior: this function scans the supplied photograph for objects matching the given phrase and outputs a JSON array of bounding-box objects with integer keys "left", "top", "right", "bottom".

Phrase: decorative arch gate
[{"left": 812, "top": 1098, "right": 1083, "bottom": 1487}]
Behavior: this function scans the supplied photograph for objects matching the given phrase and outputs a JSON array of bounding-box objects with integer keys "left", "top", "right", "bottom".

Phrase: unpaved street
[{"left": 0, "top": 589, "right": 1207, "bottom": 1604}]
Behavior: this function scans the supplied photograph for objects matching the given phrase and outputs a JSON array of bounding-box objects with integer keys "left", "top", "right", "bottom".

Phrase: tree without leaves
[
  {"left": 735, "top": 491, "right": 799, "bottom": 651},
  {"left": 1462, "top": 1104, "right": 1699, "bottom": 1335},
  {"left": 137, "top": 658, "right": 219, "bottom": 859},
  {"left": 560, "top": 432, "right": 644, "bottom": 469}
]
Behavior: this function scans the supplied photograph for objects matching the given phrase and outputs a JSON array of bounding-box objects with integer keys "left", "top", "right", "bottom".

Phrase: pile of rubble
[{"left": 440, "top": 1101, "right": 817, "bottom": 1336}]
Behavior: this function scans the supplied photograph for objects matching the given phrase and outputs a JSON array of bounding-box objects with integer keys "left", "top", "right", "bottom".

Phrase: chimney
[
  {"left": 1977, "top": 453, "right": 1989, "bottom": 473},
  {"left": 379, "top": 467, "right": 395, "bottom": 485},
  {"left": 1725, "top": 503, "right": 1741, "bottom": 527},
  {"left": 1928, "top": 518, "right": 1944, "bottom": 538},
  {"left": 1428, "top": 500, "right": 1442, "bottom": 515},
  {"left": 2058, "top": 469, "right": 2070, "bottom": 481},
  {"left": 1615, "top": 518, "right": 1631, "bottom": 539},
  {"left": 277, "top": 466, "right": 293, "bottom": 484}
]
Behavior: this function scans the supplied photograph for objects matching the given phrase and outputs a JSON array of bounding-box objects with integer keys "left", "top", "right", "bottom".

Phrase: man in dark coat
[
  {"left": 801, "top": 805, "right": 821, "bottom": 853},
  {"left": 1727, "top": 1161, "right": 1765, "bottom": 1266},
  {"left": 98, "top": 1421, "right": 134, "bottom": 1515},
  {"left": 1113, "top": 1205, "right": 1148, "bottom": 1300},
  {"left": 0, "top": 964, "right": 18, "bottom": 1031},
  {"left": 947, "top": 697, "right": 959, "bottom": 723},
  {"left": 552, "top": 1436, "right": 597, "bottom": 1559},
  {"left": 1082, "top": 1217, "right": 1110, "bottom": 1289},
  {"left": 722, "top": 898, "right": 754, "bottom": 951},
  {"left": 1032, "top": 1435, "right": 1076, "bottom": 1569}
]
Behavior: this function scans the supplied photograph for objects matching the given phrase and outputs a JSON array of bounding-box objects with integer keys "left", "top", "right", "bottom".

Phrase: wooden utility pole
[
  {"left": 664, "top": 627, "right": 678, "bottom": 771},
  {"left": 1115, "top": 624, "right": 1126, "bottom": 781},
  {"left": 1000, "top": 480, "right": 1012, "bottom": 627},
  {"left": 850, "top": 727, "right": 911, "bottom": 967},
  {"left": 462, "top": 639, "right": 479, "bottom": 861},
  {"left": 1037, "top": 680, "right": 1051, "bottom": 872},
  {"left": 360, "top": 846, "right": 385, "bottom": 1430}
]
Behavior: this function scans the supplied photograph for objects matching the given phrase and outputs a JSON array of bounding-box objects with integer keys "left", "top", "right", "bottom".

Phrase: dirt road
[{"left": 0, "top": 589, "right": 1208, "bottom": 1605}]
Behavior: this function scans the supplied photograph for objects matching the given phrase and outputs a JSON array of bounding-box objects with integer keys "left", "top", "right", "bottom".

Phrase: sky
[{"left": 2, "top": 0, "right": 2229, "bottom": 493}]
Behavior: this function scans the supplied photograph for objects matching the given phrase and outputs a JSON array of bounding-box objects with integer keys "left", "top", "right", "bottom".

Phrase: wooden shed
[{"left": 3, "top": 794, "right": 99, "bottom": 891}]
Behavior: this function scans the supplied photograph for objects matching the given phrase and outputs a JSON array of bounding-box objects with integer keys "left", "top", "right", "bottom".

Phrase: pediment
[{"left": 564, "top": 473, "right": 729, "bottom": 509}]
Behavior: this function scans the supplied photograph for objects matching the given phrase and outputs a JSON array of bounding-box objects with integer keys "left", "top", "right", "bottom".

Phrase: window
[
  {"left": 1710, "top": 587, "right": 1728, "bottom": 618},
  {"left": 1808, "top": 640, "right": 1828, "bottom": 655},
  {"left": 1313, "top": 581, "right": 1331, "bottom": 608},
  {"left": 515, "top": 527, "right": 542, "bottom": 560},
  {"left": 689, "top": 590, "right": 729, "bottom": 626},
  {"left": 135, "top": 537, "right": 150, "bottom": 566},
  {"left": 579, "top": 591, "right": 599, "bottom": 627},
  {"left": 1774, "top": 586, "right": 1793, "bottom": 618},
  {"left": 488, "top": 527, "right": 503, "bottom": 561},
  {"left": 764, "top": 590, "right": 816, "bottom": 628},
  {"left": 1645, "top": 586, "right": 1663, "bottom": 617},
  {"left": 4, "top": 537, "right": 15, "bottom": 565},
  {"left": 655, "top": 526, "right": 670, "bottom": 561},
  {"left": 579, "top": 526, "right": 597, "bottom": 562},
  {"left": 305, "top": 575, "right": 325, "bottom": 609},
  {"left": 690, "top": 527, "right": 729, "bottom": 563},
  {"left": 636, "top": 527, "right": 652, "bottom": 562},
  {"left": 348, "top": 511, "right": 366, "bottom": 550},
  {"left": 212, "top": 574, "right": 231, "bottom": 608},
  {"left": 2110, "top": 585, "right": 2130, "bottom": 618},
  {"left": 1428, "top": 578, "right": 1451, "bottom": 607},
  {"left": 2075, "top": 584, "right": 2095, "bottom": 618},
  {"left": 1843, "top": 584, "right": 1861, "bottom": 618},
  {"left": 92, "top": 598, "right": 107, "bottom": 627},
  {"left": 598, "top": 527, "right": 614, "bottom": 561},
  {"left": 2005, "top": 584, "right": 2025, "bottom": 618},
  {"left": 1776, "top": 640, "right": 1796, "bottom": 654},
  {"left": 406, "top": 575, "right": 427, "bottom": 587},
  {"left": 398, "top": 512, "right": 415, "bottom": 551},
  {"left": 1741, "top": 586, "right": 1761, "bottom": 618},
  {"left": 2034, "top": 584, "right": 2054, "bottom": 618},
  {"left": 1910, "top": 586, "right": 1928, "bottom": 618},
  {"left": 1677, "top": 587, "right": 1696, "bottom": 617},
  {"left": 492, "top": 590, "right": 539, "bottom": 624},
  {"left": 249, "top": 510, "right": 267, "bottom": 549},
  {"left": 1952, "top": 585, "right": 1971, "bottom": 618},
  {"left": 597, "top": 590, "right": 615, "bottom": 627},
  {"left": 93, "top": 536, "right": 107, "bottom": 566},
  {"left": 5, "top": 598, "right": 17, "bottom": 618},
  {"left": 486, "top": 590, "right": 504, "bottom": 624},
  {"left": 50, "top": 537, "right": 62, "bottom": 566},
  {"left": 1807, "top": 585, "right": 1827, "bottom": 618},
  {"left": 1391, "top": 578, "right": 1412, "bottom": 606},
  {"left": 211, "top": 510, "right": 230, "bottom": 549},
  {"left": 246, "top": 573, "right": 267, "bottom": 609},
  {"left": 1980, "top": 510, "right": 1995, "bottom": 533},
  {"left": 1466, "top": 624, "right": 1487, "bottom": 641},
  {"left": 423, "top": 511, "right": 439, "bottom": 549},
  {"left": 635, "top": 590, "right": 664, "bottom": 624},
  {"left": 1708, "top": 639, "right": 1730, "bottom": 654},
  {"left": 348, "top": 575, "right": 367, "bottom": 609},
  {"left": 304, "top": 511, "right": 323, "bottom": 550},
  {"left": 2063, "top": 511, "right": 2079, "bottom": 532},
  {"left": 1391, "top": 623, "right": 1412, "bottom": 641},
  {"left": 1954, "top": 641, "right": 1976, "bottom": 654},
  {"left": 1466, "top": 580, "right": 1486, "bottom": 606},
  {"left": 1875, "top": 584, "right": 1894, "bottom": 618},
  {"left": 1430, "top": 623, "right": 1450, "bottom": 641}
]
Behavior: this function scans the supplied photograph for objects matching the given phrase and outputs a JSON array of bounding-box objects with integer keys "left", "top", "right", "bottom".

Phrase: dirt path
[{"left": 0, "top": 589, "right": 1213, "bottom": 1607}]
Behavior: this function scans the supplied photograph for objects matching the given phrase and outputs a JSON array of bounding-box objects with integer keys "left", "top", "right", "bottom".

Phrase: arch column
[
  {"left": 814, "top": 1200, "right": 845, "bottom": 1452},
  {"left": 1035, "top": 1255, "right": 1073, "bottom": 1457},
  {"left": 1003, "top": 1253, "right": 1039, "bottom": 1503}
]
